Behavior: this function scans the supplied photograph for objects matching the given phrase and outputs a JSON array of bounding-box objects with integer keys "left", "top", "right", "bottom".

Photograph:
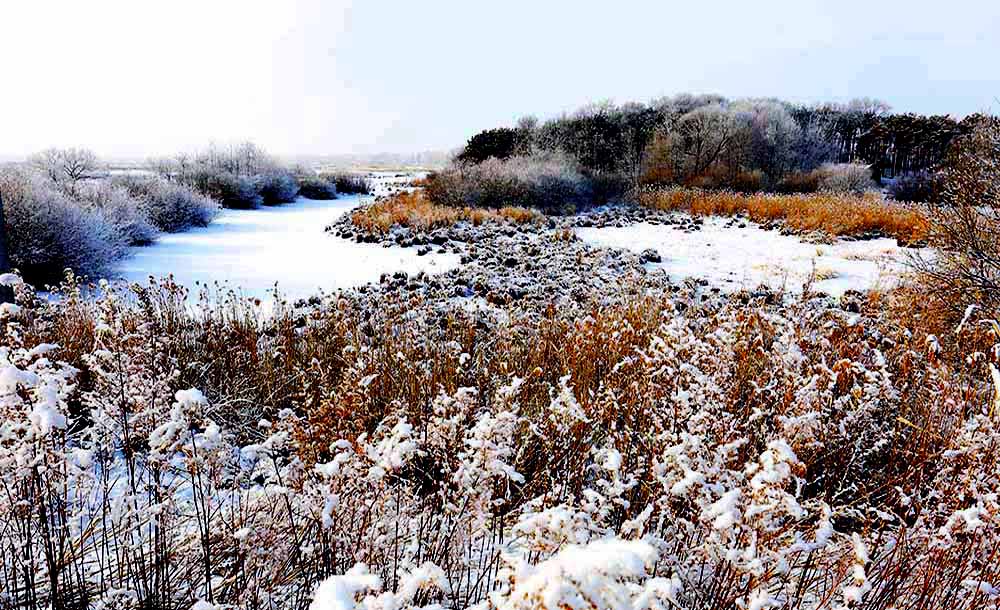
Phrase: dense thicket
[
  {"left": 151, "top": 142, "right": 342, "bottom": 208},
  {"left": 454, "top": 95, "right": 974, "bottom": 200},
  {"left": 2, "top": 266, "right": 998, "bottom": 610}
]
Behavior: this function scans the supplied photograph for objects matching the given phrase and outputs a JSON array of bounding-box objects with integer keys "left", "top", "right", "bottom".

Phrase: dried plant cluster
[
  {"left": 350, "top": 191, "right": 541, "bottom": 235},
  {"left": 637, "top": 188, "right": 930, "bottom": 244},
  {"left": 0, "top": 269, "right": 998, "bottom": 610}
]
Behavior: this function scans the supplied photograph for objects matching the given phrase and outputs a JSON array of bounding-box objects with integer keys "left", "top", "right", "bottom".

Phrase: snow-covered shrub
[
  {"left": 76, "top": 180, "right": 158, "bottom": 245},
  {"left": 259, "top": 169, "right": 301, "bottom": 205},
  {"left": 183, "top": 167, "right": 263, "bottom": 209},
  {"left": 298, "top": 176, "right": 338, "bottom": 200},
  {"left": 427, "top": 152, "right": 593, "bottom": 214},
  {"left": 0, "top": 169, "right": 127, "bottom": 283},
  {"left": 113, "top": 174, "right": 220, "bottom": 232},
  {"left": 324, "top": 172, "right": 373, "bottom": 195},
  {"left": 209, "top": 171, "right": 264, "bottom": 209},
  {"left": 817, "top": 163, "right": 876, "bottom": 194}
]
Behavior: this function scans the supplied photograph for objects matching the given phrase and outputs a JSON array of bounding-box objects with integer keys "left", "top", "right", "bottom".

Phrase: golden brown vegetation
[
  {"left": 4, "top": 269, "right": 1000, "bottom": 609},
  {"left": 350, "top": 190, "right": 542, "bottom": 234},
  {"left": 638, "top": 187, "right": 930, "bottom": 243}
]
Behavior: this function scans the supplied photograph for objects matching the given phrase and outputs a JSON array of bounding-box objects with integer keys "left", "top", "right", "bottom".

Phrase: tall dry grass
[
  {"left": 638, "top": 187, "right": 930, "bottom": 243},
  {"left": 350, "top": 191, "right": 541, "bottom": 235},
  {"left": 3, "top": 270, "right": 999, "bottom": 610}
]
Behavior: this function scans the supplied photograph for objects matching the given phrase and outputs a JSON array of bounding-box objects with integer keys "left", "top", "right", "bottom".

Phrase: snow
[
  {"left": 114, "top": 185, "right": 458, "bottom": 302},
  {"left": 575, "top": 216, "right": 924, "bottom": 296}
]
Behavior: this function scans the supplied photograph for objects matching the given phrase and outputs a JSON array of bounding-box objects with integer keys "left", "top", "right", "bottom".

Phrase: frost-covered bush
[
  {"left": 194, "top": 169, "right": 263, "bottom": 209},
  {"left": 0, "top": 170, "right": 126, "bottom": 283},
  {"left": 427, "top": 152, "right": 593, "bottom": 214},
  {"left": 76, "top": 180, "right": 158, "bottom": 245},
  {"left": 113, "top": 175, "right": 220, "bottom": 232},
  {"left": 297, "top": 176, "right": 338, "bottom": 200},
  {"left": 817, "top": 162, "right": 876, "bottom": 194},
  {"left": 323, "top": 172, "right": 373, "bottom": 195},
  {"left": 259, "top": 169, "right": 300, "bottom": 205}
]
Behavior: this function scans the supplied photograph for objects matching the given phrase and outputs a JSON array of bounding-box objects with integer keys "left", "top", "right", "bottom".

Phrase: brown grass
[
  {"left": 7, "top": 271, "right": 1000, "bottom": 609},
  {"left": 638, "top": 187, "right": 930, "bottom": 243},
  {"left": 350, "top": 190, "right": 542, "bottom": 234}
]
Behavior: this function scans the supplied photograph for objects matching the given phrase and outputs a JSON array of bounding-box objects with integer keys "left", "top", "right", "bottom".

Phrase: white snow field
[
  {"left": 114, "top": 192, "right": 459, "bottom": 302},
  {"left": 576, "top": 216, "right": 923, "bottom": 296}
]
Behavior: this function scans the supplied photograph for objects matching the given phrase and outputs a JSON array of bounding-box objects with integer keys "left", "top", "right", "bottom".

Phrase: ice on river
[
  {"left": 114, "top": 194, "right": 459, "bottom": 301},
  {"left": 576, "top": 216, "right": 923, "bottom": 296}
]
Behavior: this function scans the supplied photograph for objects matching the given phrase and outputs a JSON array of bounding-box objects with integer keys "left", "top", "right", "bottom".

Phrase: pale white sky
[{"left": 2, "top": 0, "right": 997, "bottom": 158}]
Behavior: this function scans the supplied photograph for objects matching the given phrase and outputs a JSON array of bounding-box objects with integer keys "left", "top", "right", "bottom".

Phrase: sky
[{"left": 2, "top": 0, "right": 998, "bottom": 159}]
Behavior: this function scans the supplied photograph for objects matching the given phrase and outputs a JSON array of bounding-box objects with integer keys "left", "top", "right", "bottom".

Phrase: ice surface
[
  {"left": 114, "top": 192, "right": 459, "bottom": 301},
  {"left": 576, "top": 216, "right": 923, "bottom": 295}
]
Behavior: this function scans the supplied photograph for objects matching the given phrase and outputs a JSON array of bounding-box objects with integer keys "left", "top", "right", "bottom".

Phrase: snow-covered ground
[
  {"left": 576, "top": 217, "right": 922, "bottom": 296},
  {"left": 114, "top": 191, "right": 459, "bottom": 302}
]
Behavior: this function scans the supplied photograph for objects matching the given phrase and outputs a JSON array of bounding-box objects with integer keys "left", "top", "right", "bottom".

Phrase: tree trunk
[{"left": 0, "top": 190, "right": 13, "bottom": 304}]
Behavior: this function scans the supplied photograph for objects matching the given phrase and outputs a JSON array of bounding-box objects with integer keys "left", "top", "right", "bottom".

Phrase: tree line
[{"left": 456, "top": 94, "right": 983, "bottom": 193}]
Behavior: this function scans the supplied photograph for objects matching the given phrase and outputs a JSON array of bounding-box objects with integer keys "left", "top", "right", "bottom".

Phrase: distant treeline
[{"left": 455, "top": 94, "right": 986, "bottom": 193}]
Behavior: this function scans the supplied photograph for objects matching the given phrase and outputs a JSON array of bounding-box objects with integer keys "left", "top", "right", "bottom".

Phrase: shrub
[
  {"left": 197, "top": 170, "right": 263, "bottom": 209},
  {"left": 0, "top": 169, "right": 126, "bottom": 284},
  {"left": 297, "top": 176, "right": 338, "bottom": 200},
  {"left": 456, "top": 127, "right": 526, "bottom": 164},
  {"left": 888, "top": 170, "right": 944, "bottom": 202},
  {"left": 76, "top": 181, "right": 158, "bottom": 245},
  {"left": 113, "top": 175, "right": 219, "bottom": 232},
  {"left": 324, "top": 172, "right": 373, "bottom": 195},
  {"left": 911, "top": 117, "right": 1000, "bottom": 316},
  {"left": 258, "top": 170, "right": 300, "bottom": 205},
  {"left": 776, "top": 170, "right": 822, "bottom": 193},
  {"left": 728, "top": 169, "right": 765, "bottom": 193},
  {"left": 816, "top": 162, "right": 876, "bottom": 194},
  {"left": 427, "top": 152, "right": 593, "bottom": 214},
  {"left": 589, "top": 172, "right": 629, "bottom": 204}
]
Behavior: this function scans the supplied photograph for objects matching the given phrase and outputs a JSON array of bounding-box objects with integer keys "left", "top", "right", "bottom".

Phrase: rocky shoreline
[{"left": 322, "top": 201, "right": 876, "bottom": 319}]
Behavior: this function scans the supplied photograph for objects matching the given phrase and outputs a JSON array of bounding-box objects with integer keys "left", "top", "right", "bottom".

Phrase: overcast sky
[{"left": 2, "top": 0, "right": 997, "bottom": 159}]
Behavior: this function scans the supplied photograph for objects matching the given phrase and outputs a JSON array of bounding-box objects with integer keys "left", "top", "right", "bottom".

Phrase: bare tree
[
  {"left": 30, "top": 147, "right": 99, "bottom": 185},
  {"left": 60, "top": 148, "right": 98, "bottom": 183},
  {"left": 911, "top": 115, "right": 1000, "bottom": 314},
  {"left": 674, "top": 104, "right": 739, "bottom": 178},
  {"left": 30, "top": 148, "right": 63, "bottom": 182}
]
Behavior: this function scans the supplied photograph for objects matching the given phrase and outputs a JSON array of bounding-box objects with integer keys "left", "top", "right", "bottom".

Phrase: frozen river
[{"left": 114, "top": 191, "right": 459, "bottom": 301}]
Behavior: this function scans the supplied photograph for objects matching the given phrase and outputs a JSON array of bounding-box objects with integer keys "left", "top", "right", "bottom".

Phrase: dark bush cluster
[
  {"left": 322, "top": 172, "right": 373, "bottom": 195},
  {"left": 455, "top": 127, "right": 530, "bottom": 164},
  {"left": 258, "top": 170, "right": 300, "bottom": 205},
  {"left": 296, "top": 176, "right": 338, "bottom": 200},
  {"left": 887, "top": 171, "right": 943, "bottom": 202}
]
